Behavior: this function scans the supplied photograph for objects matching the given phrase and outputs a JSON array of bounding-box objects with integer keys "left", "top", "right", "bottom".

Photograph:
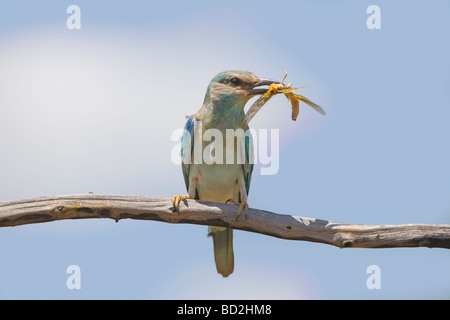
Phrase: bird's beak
[{"left": 250, "top": 78, "right": 280, "bottom": 96}]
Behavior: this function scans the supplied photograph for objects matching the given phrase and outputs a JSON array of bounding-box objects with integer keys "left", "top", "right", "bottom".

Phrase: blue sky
[{"left": 0, "top": 0, "right": 449, "bottom": 299}]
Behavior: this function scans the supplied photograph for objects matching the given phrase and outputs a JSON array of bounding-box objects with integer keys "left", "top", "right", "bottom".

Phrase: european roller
[{"left": 172, "top": 70, "right": 280, "bottom": 277}]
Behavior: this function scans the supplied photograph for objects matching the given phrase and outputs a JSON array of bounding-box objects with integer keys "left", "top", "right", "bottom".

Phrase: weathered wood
[{"left": 0, "top": 194, "right": 449, "bottom": 249}]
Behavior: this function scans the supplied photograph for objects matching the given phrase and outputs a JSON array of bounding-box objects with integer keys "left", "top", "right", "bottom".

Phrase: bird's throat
[{"left": 211, "top": 102, "right": 246, "bottom": 131}]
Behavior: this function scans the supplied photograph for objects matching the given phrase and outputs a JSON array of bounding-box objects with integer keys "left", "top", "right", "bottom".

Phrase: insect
[{"left": 244, "top": 68, "right": 326, "bottom": 125}]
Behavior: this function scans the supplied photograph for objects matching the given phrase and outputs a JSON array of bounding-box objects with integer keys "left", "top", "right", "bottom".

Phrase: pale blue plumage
[{"left": 181, "top": 115, "right": 253, "bottom": 203}]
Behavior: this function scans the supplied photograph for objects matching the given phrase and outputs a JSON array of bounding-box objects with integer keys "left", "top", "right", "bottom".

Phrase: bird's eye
[{"left": 229, "top": 77, "right": 240, "bottom": 85}]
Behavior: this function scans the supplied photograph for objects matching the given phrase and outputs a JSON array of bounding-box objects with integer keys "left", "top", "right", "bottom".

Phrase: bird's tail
[{"left": 208, "top": 226, "right": 234, "bottom": 277}]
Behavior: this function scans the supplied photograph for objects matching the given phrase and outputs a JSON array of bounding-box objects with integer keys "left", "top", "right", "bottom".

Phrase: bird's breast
[{"left": 191, "top": 163, "right": 242, "bottom": 203}]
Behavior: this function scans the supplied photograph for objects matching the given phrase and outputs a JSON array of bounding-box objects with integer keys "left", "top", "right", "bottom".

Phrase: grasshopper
[{"left": 244, "top": 68, "right": 325, "bottom": 125}]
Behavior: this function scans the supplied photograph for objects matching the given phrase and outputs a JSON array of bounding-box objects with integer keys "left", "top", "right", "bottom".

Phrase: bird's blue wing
[
  {"left": 243, "top": 129, "right": 254, "bottom": 196},
  {"left": 181, "top": 116, "right": 195, "bottom": 192}
]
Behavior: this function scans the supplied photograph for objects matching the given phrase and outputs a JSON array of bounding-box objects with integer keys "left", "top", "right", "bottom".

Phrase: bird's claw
[
  {"left": 225, "top": 199, "right": 249, "bottom": 221},
  {"left": 170, "top": 195, "right": 192, "bottom": 213}
]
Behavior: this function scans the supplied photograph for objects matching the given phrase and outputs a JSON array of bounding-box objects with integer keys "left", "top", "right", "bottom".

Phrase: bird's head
[{"left": 203, "top": 70, "right": 279, "bottom": 108}]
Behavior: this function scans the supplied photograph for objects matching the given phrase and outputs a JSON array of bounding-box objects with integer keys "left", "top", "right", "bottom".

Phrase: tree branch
[{"left": 1, "top": 194, "right": 449, "bottom": 249}]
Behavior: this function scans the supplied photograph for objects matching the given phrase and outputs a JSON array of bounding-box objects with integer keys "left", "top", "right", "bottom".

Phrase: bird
[{"left": 172, "top": 70, "right": 280, "bottom": 277}]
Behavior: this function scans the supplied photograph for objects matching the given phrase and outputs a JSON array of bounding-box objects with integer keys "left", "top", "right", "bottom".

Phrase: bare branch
[{"left": 1, "top": 194, "right": 449, "bottom": 249}]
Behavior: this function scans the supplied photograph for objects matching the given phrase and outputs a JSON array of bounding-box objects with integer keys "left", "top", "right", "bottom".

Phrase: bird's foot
[
  {"left": 170, "top": 194, "right": 192, "bottom": 213},
  {"left": 225, "top": 199, "right": 249, "bottom": 221}
]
